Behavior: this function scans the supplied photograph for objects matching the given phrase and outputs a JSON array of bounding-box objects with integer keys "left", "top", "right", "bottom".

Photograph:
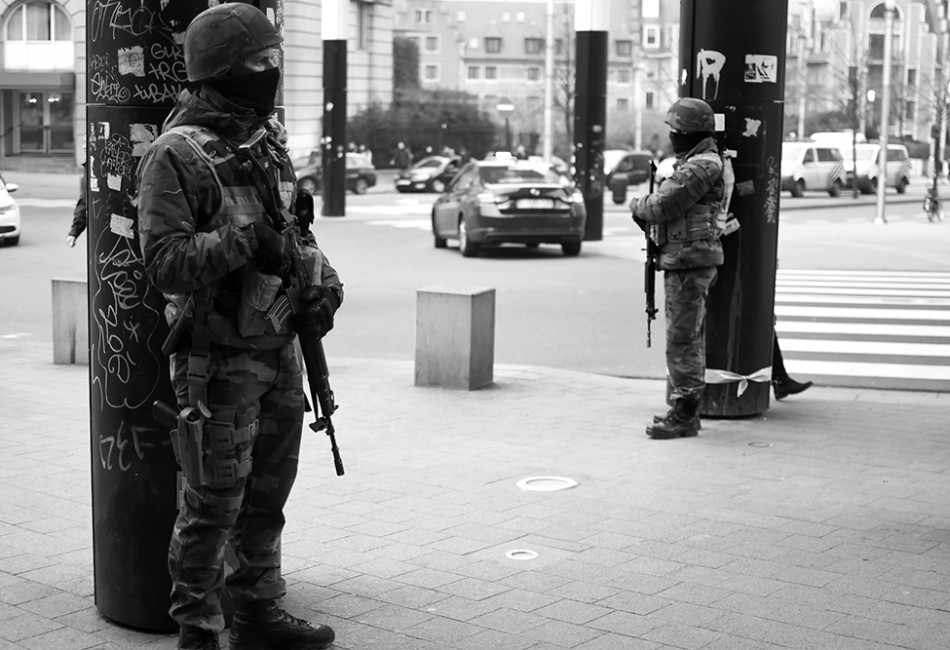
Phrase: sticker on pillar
[
  {"left": 744, "top": 55, "right": 778, "bottom": 84},
  {"left": 743, "top": 118, "right": 762, "bottom": 139},
  {"left": 696, "top": 49, "right": 725, "bottom": 101},
  {"left": 117, "top": 47, "right": 146, "bottom": 77}
]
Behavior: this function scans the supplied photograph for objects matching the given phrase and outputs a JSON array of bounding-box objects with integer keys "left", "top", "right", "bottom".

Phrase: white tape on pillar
[
  {"left": 575, "top": 0, "right": 610, "bottom": 32},
  {"left": 322, "top": 0, "right": 348, "bottom": 40}
]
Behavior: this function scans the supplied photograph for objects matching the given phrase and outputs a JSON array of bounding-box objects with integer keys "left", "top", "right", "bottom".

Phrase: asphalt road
[{"left": 2, "top": 171, "right": 948, "bottom": 386}]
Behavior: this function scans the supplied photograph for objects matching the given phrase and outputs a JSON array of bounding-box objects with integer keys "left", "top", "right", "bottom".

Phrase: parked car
[
  {"left": 604, "top": 149, "right": 652, "bottom": 187},
  {"left": 0, "top": 174, "right": 21, "bottom": 246},
  {"left": 844, "top": 143, "right": 911, "bottom": 194},
  {"left": 654, "top": 156, "right": 676, "bottom": 184},
  {"left": 780, "top": 142, "right": 845, "bottom": 197},
  {"left": 395, "top": 155, "right": 462, "bottom": 193},
  {"left": 293, "top": 151, "right": 377, "bottom": 195},
  {"left": 430, "top": 159, "right": 586, "bottom": 257}
]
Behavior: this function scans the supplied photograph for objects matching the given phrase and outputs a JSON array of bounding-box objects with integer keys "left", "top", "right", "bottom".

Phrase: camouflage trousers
[
  {"left": 168, "top": 342, "right": 305, "bottom": 632},
  {"left": 664, "top": 267, "right": 718, "bottom": 401}
]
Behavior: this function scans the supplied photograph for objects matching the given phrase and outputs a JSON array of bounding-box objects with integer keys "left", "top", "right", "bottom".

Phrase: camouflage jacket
[
  {"left": 633, "top": 137, "right": 724, "bottom": 271},
  {"left": 136, "top": 86, "right": 343, "bottom": 350}
]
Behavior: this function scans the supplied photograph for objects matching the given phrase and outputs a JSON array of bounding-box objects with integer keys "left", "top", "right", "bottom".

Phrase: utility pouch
[{"left": 174, "top": 403, "right": 212, "bottom": 487}]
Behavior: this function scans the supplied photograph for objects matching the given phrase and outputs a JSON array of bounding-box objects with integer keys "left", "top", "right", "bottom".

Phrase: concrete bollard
[
  {"left": 415, "top": 285, "right": 495, "bottom": 390},
  {"left": 52, "top": 278, "right": 89, "bottom": 365}
]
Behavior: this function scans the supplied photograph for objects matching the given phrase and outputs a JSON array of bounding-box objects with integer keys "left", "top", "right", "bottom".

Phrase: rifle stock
[{"left": 645, "top": 161, "right": 659, "bottom": 347}]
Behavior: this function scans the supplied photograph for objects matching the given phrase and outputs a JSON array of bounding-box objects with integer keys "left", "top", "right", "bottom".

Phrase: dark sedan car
[
  {"left": 294, "top": 152, "right": 377, "bottom": 195},
  {"left": 395, "top": 155, "right": 462, "bottom": 193},
  {"left": 431, "top": 160, "right": 587, "bottom": 257}
]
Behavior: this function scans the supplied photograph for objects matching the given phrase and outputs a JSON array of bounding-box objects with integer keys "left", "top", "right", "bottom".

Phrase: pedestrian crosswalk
[{"left": 775, "top": 270, "right": 950, "bottom": 391}]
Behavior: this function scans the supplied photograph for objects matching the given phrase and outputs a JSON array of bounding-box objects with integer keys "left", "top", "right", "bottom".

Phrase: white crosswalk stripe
[{"left": 775, "top": 269, "right": 950, "bottom": 390}]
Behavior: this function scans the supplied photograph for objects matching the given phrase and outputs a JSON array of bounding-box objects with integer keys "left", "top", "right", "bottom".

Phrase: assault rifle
[{"left": 644, "top": 160, "right": 659, "bottom": 347}]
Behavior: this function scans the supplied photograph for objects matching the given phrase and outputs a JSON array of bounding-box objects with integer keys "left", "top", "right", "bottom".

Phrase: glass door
[
  {"left": 17, "top": 90, "right": 74, "bottom": 154},
  {"left": 18, "top": 91, "right": 45, "bottom": 152}
]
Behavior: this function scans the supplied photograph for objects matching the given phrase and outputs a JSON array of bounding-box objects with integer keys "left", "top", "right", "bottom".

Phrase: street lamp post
[
  {"left": 497, "top": 98, "right": 514, "bottom": 152},
  {"left": 875, "top": 0, "right": 895, "bottom": 225}
]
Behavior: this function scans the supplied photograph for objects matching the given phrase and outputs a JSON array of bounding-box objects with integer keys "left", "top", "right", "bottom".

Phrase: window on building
[
  {"left": 905, "top": 100, "right": 915, "bottom": 120},
  {"left": 356, "top": 1, "right": 371, "bottom": 51},
  {"left": 484, "top": 94, "right": 498, "bottom": 108},
  {"left": 646, "top": 91, "right": 655, "bottom": 109},
  {"left": 468, "top": 66, "right": 480, "bottom": 79},
  {"left": 641, "top": 0, "right": 660, "bottom": 19},
  {"left": 665, "top": 25, "right": 677, "bottom": 49},
  {"left": 426, "top": 36, "right": 439, "bottom": 52},
  {"left": 615, "top": 40, "right": 632, "bottom": 56},
  {"left": 485, "top": 66, "right": 497, "bottom": 80},
  {"left": 643, "top": 25, "right": 660, "bottom": 48},
  {"left": 617, "top": 69, "right": 631, "bottom": 84},
  {"left": 407, "top": 35, "right": 421, "bottom": 51},
  {"left": 617, "top": 98, "right": 629, "bottom": 111},
  {"left": 525, "top": 38, "right": 544, "bottom": 55},
  {"left": 527, "top": 66, "right": 541, "bottom": 81},
  {"left": 485, "top": 37, "right": 502, "bottom": 53},
  {"left": 907, "top": 68, "right": 917, "bottom": 88},
  {"left": 4, "top": 1, "right": 72, "bottom": 70},
  {"left": 424, "top": 64, "right": 439, "bottom": 82}
]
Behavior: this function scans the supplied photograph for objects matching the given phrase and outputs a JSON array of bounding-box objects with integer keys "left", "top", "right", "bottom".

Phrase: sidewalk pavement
[{"left": 1, "top": 341, "right": 949, "bottom": 650}]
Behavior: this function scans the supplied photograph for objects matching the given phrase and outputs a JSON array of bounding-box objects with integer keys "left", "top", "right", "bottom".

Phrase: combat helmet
[
  {"left": 184, "top": 3, "right": 282, "bottom": 83},
  {"left": 664, "top": 98, "right": 715, "bottom": 133}
]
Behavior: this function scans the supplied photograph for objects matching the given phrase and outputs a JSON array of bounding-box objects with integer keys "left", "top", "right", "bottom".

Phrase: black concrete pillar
[
  {"left": 678, "top": 0, "right": 789, "bottom": 416},
  {"left": 86, "top": 0, "right": 283, "bottom": 631},
  {"left": 321, "top": 0, "right": 347, "bottom": 217},
  {"left": 573, "top": 0, "right": 608, "bottom": 241}
]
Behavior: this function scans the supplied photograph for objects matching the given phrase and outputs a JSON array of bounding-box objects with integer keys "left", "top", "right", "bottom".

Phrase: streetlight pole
[
  {"left": 875, "top": 0, "right": 895, "bottom": 225},
  {"left": 496, "top": 98, "right": 514, "bottom": 152}
]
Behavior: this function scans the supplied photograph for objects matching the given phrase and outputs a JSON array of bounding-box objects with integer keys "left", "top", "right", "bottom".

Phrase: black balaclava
[
  {"left": 670, "top": 130, "right": 711, "bottom": 156},
  {"left": 208, "top": 67, "right": 280, "bottom": 117}
]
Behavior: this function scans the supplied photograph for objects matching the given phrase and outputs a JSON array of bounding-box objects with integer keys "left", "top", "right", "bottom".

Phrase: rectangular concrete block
[
  {"left": 415, "top": 285, "right": 495, "bottom": 390},
  {"left": 52, "top": 278, "right": 88, "bottom": 366}
]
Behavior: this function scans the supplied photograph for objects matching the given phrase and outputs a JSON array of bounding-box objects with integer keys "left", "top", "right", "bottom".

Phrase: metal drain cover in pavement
[{"left": 516, "top": 476, "right": 579, "bottom": 492}]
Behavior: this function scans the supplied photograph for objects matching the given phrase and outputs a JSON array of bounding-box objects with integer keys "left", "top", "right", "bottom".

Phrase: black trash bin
[{"left": 609, "top": 173, "right": 629, "bottom": 204}]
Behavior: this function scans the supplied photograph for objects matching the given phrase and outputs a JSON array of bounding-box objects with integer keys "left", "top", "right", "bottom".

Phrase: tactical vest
[
  {"left": 651, "top": 151, "right": 724, "bottom": 247},
  {"left": 159, "top": 124, "right": 298, "bottom": 350}
]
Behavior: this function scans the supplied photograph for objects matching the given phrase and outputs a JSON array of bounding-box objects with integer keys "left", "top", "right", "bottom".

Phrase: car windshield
[
  {"left": 782, "top": 144, "right": 807, "bottom": 161},
  {"left": 603, "top": 150, "right": 627, "bottom": 173},
  {"left": 480, "top": 164, "right": 566, "bottom": 185},
  {"left": 414, "top": 157, "right": 444, "bottom": 169}
]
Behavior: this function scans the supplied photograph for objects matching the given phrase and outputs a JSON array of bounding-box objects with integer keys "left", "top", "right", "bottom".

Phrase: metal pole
[
  {"left": 542, "top": 0, "right": 554, "bottom": 161},
  {"left": 875, "top": 0, "right": 895, "bottom": 225},
  {"left": 574, "top": 0, "right": 609, "bottom": 241},
  {"left": 322, "top": 0, "right": 347, "bottom": 217},
  {"left": 682, "top": 0, "right": 789, "bottom": 416}
]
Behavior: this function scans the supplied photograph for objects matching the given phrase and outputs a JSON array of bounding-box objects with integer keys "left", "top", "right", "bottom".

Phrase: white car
[
  {"left": 0, "top": 174, "right": 20, "bottom": 246},
  {"left": 843, "top": 143, "right": 911, "bottom": 194},
  {"left": 655, "top": 156, "right": 676, "bottom": 184}
]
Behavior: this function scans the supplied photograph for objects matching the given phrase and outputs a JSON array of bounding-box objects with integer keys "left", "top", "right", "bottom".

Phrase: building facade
[
  {"left": 0, "top": 0, "right": 394, "bottom": 167},
  {"left": 392, "top": 0, "right": 681, "bottom": 154}
]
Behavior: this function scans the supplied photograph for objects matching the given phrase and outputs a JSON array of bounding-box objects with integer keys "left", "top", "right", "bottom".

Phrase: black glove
[
  {"left": 292, "top": 285, "right": 340, "bottom": 339},
  {"left": 249, "top": 221, "right": 292, "bottom": 276},
  {"left": 633, "top": 215, "right": 649, "bottom": 232}
]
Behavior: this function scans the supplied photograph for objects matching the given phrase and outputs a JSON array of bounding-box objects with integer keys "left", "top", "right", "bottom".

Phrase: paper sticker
[{"left": 745, "top": 54, "right": 778, "bottom": 83}]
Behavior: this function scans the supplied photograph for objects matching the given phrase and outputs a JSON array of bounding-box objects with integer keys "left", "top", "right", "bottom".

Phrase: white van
[
  {"left": 781, "top": 142, "right": 846, "bottom": 197},
  {"left": 844, "top": 143, "right": 911, "bottom": 194}
]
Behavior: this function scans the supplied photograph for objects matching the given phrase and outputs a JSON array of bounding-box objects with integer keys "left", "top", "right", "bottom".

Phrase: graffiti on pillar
[
  {"left": 696, "top": 49, "right": 726, "bottom": 100},
  {"left": 763, "top": 156, "right": 779, "bottom": 224},
  {"left": 744, "top": 54, "right": 778, "bottom": 84}
]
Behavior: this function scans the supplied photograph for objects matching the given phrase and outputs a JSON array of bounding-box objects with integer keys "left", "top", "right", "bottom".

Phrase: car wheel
[
  {"left": 791, "top": 179, "right": 805, "bottom": 198},
  {"left": 896, "top": 177, "right": 908, "bottom": 194},
  {"left": 3, "top": 235, "right": 19, "bottom": 246},
  {"left": 828, "top": 180, "right": 842, "bottom": 197},
  {"left": 298, "top": 177, "right": 318, "bottom": 195},
  {"left": 432, "top": 214, "right": 447, "bottom": 249},
  {"left": 432, "top": 180, "right": 446, "bottom": 193},
  {"left": 562, "top": 241, "right": 582, "bottom": 257},
  {"left": 868, "top": 177, "right": 878, "bottom": 194},
  {"left": 353, "top": 178, "right": 369, "bottom": 195},
  {"left": 458, "top": 217, "right": 479, "bottom": 257}
]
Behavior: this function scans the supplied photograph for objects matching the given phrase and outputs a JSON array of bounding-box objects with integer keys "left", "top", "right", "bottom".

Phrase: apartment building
[
  {"left": 786, "top": 0, "right": 941, "bottom": 143},
  {"left": 393, "top": 0, "right": 681, "bottom": 150}
]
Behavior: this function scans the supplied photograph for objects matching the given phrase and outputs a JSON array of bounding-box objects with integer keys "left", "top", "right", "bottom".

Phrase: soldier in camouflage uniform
[
  {"left": 136, "top": 5, "right": 340, "bottom": 650},
  {"left": 631, "top": 98, "right": 724, "bottom": 440}
]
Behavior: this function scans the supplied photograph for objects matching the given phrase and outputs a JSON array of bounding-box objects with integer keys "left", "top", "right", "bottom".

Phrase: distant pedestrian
[
  {"left": 514, "top": 144, "right": 527, "bottom": 160},
  {"left": 392, "top": 141, "right": 412, "bottom": 170},
  {"left": 631, "top": 98, "right": 724, "bottom": 440},
  {"left": 66, "top": 163, "right": 87, "bottom": 248}
]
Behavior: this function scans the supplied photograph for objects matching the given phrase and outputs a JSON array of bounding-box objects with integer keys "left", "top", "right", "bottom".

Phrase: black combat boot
[
  {"left": 178, "top": 626, "right": 219, "bottom": 650},
  {"left": 772, "top": 376, "right": 812, "bottom": 400},
  {"left": 646, "top": 398, "right": 700, "bottom": 439},
  {"left": 228, "top": 600, "right": 335, "bottom": 650},
  {"left": 653, "top": 407, "right": 702, "bottom": 430}
]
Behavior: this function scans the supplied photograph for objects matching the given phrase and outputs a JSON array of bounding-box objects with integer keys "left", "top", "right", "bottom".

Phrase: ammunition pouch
[
  {"left": 657, "top": 205, "right": 718, "bottom": 245},
  {"left": 171, "top": 404, "right": 258, "bottom": 487}
]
